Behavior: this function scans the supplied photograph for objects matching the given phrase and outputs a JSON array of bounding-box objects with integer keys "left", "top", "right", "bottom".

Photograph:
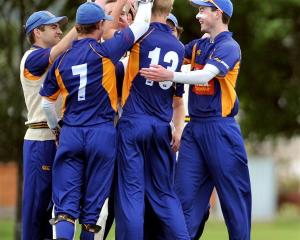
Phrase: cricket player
[
  {"left": 140, "top": 0, "right": 252, "bottom": 239},
  {"left": 114, "top": 0, "right": 190, "bottom": 239},
  {"left": 95, "top": 1, "right": 137, "bottom": 239},
  {"left": 40, "top": 1, "right": 153, "bottom": 239},
  {"left": 20, "top": 10, "right": 77, "bottom": 240}
]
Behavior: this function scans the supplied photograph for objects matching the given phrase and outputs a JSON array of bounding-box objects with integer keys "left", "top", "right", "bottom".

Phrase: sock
[
  {"left": 80, "top": 230, "right": 95, "bottom": 240},
  {"left": 55, "top": 221, "right": 75, "bottom": 239}
]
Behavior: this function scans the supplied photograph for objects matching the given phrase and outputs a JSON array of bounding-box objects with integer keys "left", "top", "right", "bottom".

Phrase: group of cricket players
[{"left": 20, "top": 0, "right": 252, "bottom": 239}]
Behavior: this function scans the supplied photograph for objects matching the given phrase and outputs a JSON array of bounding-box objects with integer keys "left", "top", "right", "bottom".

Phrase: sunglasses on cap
[{"left": 202, "top": 0, "right": 224, "bottom": 13}]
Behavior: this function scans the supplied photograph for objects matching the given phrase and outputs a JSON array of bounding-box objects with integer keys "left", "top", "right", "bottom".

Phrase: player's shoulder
[
  {"left": 71, "top": 38, "right": 107, "bottom": 60},
  {"left": 25, "top": 47, "right": 51, "bottom": 61},
  {"left": 185, "top": 37, "right": 208, "bottom": 49},
  {"left": 216, "top": 32, "right": 240, "bottom": 50},
  {"left": 216, "top": 38, "right": 241, "bottom": 59},
  {"left": 51, "top": 48, "right": 72, "bottom": 70},
  {"left": 23, "top": 46, "right": 51, "bottom": 73}
]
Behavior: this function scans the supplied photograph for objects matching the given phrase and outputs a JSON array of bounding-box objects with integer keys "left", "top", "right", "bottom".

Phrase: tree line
[{"left": 0, "top": 0, "right": 299, "bottom": 163}]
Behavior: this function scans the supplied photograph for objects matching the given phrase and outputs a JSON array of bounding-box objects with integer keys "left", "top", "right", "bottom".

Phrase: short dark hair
[
  {"left": 176, "top": 26, "right": 184, "bottom": 38},
  {"left": 166, "top": 19, "right": 184, "bottom": 39},
  {"left": 211, "top": 7, "right": 230, "bottom": 25},
  {"left": 75, "top": 23, "right": 99, "bottom": 35},
  {"left": 27, "top": 25, "right": 46, "bottom": 45}
]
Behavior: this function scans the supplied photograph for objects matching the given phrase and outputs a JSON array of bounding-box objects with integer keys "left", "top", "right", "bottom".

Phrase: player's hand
[
  {"left": 51, "top": 125, "right": 61, "bottom": 146},
  {"left": 171, "top": 129, "right": 182, "bottom": 152},
  {"left": 127, "top": 0, "right": 137, "bottom": 18},
  {"left": 140, "top": 65, "right": 174, "bottom": 82}
]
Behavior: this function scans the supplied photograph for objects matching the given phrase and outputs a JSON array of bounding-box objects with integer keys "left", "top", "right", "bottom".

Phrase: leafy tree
[
  {"left": 173, "top": 0, "right": 300, "bottom": 140},
  {"left": 0, "top": 1, "right": 81, "bottom": 238}
]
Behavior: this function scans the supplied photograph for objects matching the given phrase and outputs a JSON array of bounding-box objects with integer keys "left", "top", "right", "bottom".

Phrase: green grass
[
  {"left": 1, "top": 216, "right": 299, "bottom": 240},
  {"left": 200, "top": 216, "right": 300, "bottom": 240},
  {"left": 0, "top": 219, "right": 14, "bottom": 239}
]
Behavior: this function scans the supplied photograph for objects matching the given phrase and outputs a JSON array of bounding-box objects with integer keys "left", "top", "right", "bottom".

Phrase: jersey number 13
[{"left": 145, "top": 47, "right": 179, "bottom": 90}]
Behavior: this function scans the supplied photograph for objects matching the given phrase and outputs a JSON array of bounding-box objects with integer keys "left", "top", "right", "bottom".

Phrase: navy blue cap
[
  {"left": 190, "top": 0, "right": 233, "bottom": 17},
  {"left": 25, "top": 11, "right": 68, "bottom": 35},
  {"left": 76, "top": 2, "right": 113, "bottom": 24},
  {"left": 167, "top": 13, "right": 179, "bottom": 28}
]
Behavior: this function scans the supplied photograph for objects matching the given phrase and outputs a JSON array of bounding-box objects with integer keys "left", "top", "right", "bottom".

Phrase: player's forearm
[
  {"left": 50, "top": 27, "right": 77, "bottom": 63},
  {"left": 173, "top": 64, "right": 220, "bottom": 84},
  {"left": 172, "top": 98, "right": 185, "bottom": 134},
  {"left": 129, "top": 1, "right": 152, "bottom": 41},
  {"left": 102, "top": 0, "right": 128, "bottom": 40},
  {"left": 41, "top": 97, "right": 59, "bottom": 129}
]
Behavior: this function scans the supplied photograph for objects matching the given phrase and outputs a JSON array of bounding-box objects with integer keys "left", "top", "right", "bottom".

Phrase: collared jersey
[
  {"left": 40, "top": 28, "right": 134, "bottom": 127},
  {"left": 122, "top": 23, "right": 184, "bottom": 122},
  {"left": 20, "top": 46, "right": 60, "bottom": 140},
  {"left": 184, "top": 31, "right": 241, "bottom": 118}
]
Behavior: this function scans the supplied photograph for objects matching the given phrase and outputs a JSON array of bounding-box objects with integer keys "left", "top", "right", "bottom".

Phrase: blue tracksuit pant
[
  {"left": 22, "top": 140, "right": 56, "bottom": 240},
  {"left": 52, "top": 122, "right": 116, "bottom": 239},
  {"left": 115, "top": 115, "right": 189, "bottom": 240},
  {"left": 175, "top": 117, "right": 252, "bottom": 240}
]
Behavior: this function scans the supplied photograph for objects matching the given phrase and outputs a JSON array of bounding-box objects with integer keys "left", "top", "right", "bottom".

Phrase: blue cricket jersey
[
  {"left": 184, "top": 31, "right": 241, "bottom": 118},
  {"left": 24, "top": 46, "right": 51, "bottom": 78},
  {"left": 40, "top": 28, "right": 135, "bottom": 126},
  {"left": 122, "top": 23, "right": 185, "bottom": 122}
]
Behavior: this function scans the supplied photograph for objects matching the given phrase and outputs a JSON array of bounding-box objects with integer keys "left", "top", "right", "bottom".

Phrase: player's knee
[{"left": 49, "top": 213, "right": 76, "bottom": 226}]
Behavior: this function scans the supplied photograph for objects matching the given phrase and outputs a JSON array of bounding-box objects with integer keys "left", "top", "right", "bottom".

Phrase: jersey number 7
[{"left": 72, "top": 63, "right": 88, "bottom": 102}]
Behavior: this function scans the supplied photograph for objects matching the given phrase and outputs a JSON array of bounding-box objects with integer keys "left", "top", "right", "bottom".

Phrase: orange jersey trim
[
  {"left": 102, "top": 58, "right": 118, "bottom": 112},
  {"left": 122, "top": 43, "right": 140, "bottom": 107},
  {"left": 45, "top": 90, "right": 60, "bottom": 102},
  {"left": 55, "top": 69, "right": 69, "bottom": 115},
  {"left": 218, "top": 61, "right": 240, "bottom": 117},
  {"left": 23, "top": 68, "right": 41, "bottom": 81}
]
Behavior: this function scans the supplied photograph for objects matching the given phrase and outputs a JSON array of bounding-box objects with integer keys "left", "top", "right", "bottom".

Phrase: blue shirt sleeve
[
  {"left": 115, "top": 61, "right": 125, "bottom": 98},
  {"left": 39, "top": 60, "right": 60, "bottom": 100},
  {"left": 101, "top": 28, "right": 135, "bottom": 64},
  {"left": 207, "top": 41, "right": 241, "bottom": 77},
  {"left": 25, "top": 48, "right": 51, "bottom": 77}
]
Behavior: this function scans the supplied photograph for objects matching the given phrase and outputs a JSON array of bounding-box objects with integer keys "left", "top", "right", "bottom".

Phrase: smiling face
[
  {"left": 196, "top": 6, "right": 224, "bottom": 34},
  {"left": 34, "top": 23, "right": 63, "bottom": 47},
  {"left": 196, "top": 6, "right": 215, "bottom": 33}
]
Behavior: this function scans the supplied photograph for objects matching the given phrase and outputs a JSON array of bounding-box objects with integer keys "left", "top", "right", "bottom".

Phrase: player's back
[
  {"left": 45, "top": 38, "right": 118, "bottom": 127},
  {"left": 122, "top": 22, "right": 185, "bottom": 122}
]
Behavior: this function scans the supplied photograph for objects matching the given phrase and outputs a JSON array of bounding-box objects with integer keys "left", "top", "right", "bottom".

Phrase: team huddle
[{"left": 20, "top": 0, "right": 252, "bottom": 239}]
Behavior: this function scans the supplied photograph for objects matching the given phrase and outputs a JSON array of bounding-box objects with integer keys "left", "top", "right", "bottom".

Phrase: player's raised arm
[
  {"left": 129, "top": 0, "right": 153, "bottom": 41},
  {"left": 102, "top": 0, "right": 131, "bottom": 40},
  {"left": 50, "top": 27, "right": 77, "bottom": 63},
  {"left": 101, "top": 0, "right": 153, "bottom": 64}
]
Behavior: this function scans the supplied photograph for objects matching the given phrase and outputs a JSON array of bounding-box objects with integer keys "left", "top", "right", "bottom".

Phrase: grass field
[{"left": 1, "top": 215, "right": 299, "bottom": 240}]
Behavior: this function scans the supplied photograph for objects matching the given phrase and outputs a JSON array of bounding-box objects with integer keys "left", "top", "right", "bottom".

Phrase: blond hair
[{"left": 152, "top": 0, "right": 174, "bottom": 17}]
